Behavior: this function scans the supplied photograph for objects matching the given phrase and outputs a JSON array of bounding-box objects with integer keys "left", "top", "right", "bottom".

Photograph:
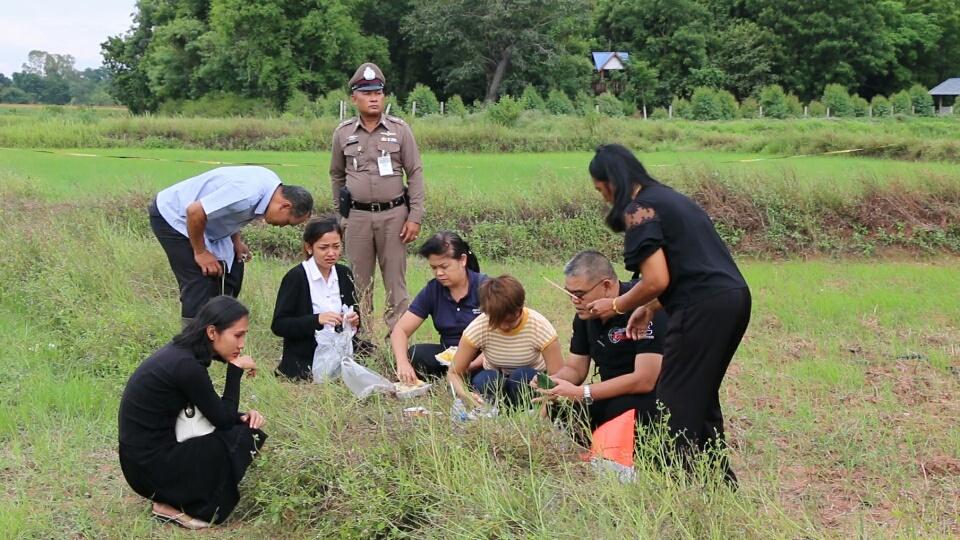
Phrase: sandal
[{"left": 152, "top": 509, "right": 211, "bottom": 530}]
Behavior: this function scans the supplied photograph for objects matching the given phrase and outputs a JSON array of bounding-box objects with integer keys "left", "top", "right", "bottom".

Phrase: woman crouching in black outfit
[
  {"left": 586, "top": 144, "right": 751, "bottom": 484},
  {"left": 118, "top": 296, "right": 266, "bottom": 529}
]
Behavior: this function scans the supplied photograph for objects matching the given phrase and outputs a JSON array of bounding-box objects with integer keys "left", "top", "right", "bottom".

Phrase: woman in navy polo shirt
[{"left": 390, "top": 231, "right": 486, "bottom": 384}]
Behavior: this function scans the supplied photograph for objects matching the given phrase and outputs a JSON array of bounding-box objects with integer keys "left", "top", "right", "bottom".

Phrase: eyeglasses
[{"left": 565, "top": 279, "right": 605, "bottom": 299}]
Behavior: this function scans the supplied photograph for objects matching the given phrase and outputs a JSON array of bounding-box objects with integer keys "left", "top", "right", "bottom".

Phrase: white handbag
[{"left": 175, "top": 404, "right": 215, "bottom": 442}]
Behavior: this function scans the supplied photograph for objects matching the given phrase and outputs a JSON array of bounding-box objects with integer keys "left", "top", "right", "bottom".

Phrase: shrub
[
  {"left": 519, "top": 85, "right": 545, "bottom": 111},
  {"left": 595, "top": 92, "right": 624, "bottom": 117},
  {"left": 739, "top": 97, "right": 759, "bottom": 118},
  {"left": 544, "top": 89, "right": 575, "bottom": 115},
  {"left": 284, "top": 90, "right": 318, "bottom": 118},
  {"left": 158, "top": 92, "right": 277, "bottom": 117},
  {"left": 385, "top": 94, "right": 404, "bottom": 117},
  {"left": 671, "top": 96, "right": 692, "bottom": 119},
  {"left": 446, "top": 94, "right": 467, "bottom": 117},
  {"left": 758, "top": 84, "right": 790, "bottom": 119},
  {"left": 890, "top": 90, "right": 912, "bottom": 115},
  {"left": 850, "top": 94, "right": 869, "bottom": 117},
  {"left": 318, "top": 90, "right": 352, "bottom": 118},
  {"left": 785, "top": 93, "right": 803, "bottom": 117},
  {"left": 574, "top": 91, "right": 595, "bottom": 116},
  {"left": 822, "top": 84, "right": 852, "bottom": 117},
  {"left": 808, "top": 100, "right": 826, "bottom": 117},
  {"left": 0, "top": 86, "right": 34, "bottom": 104},
  {"left": 717, "top": 89, "right": 739, "bottom": 119},
  {"left": 908, "top": 84, "right": 934, "bottom": 117},
  {"left": 406, "top": 83, "right": 440, "bottom": 116},
  {"left": 487, "top": 95, "right": 522, "bottom": 127},
  {"left": 871, "top": 95, "right": 892, "bottom": 117},
  {"left": 689, "top": 87, "right": 736, "bottom": 120},
  {"left": 650, "top": 106, "right": 669, "bottom": 119}
]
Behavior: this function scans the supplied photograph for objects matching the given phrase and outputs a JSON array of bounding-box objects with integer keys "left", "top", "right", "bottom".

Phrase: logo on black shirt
[{"left": 608, "top": 327, "right": 629, "bottom": 343}]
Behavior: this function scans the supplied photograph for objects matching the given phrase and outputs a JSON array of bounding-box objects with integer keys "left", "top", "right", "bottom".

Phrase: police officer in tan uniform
[{"left": 330, "top": 63, "right": 425, "bottom": 333}]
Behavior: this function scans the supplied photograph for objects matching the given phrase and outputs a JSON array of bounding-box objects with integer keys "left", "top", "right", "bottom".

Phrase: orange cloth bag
[{"left": 589, "top": 409, "right": 636, "bottom": 467}]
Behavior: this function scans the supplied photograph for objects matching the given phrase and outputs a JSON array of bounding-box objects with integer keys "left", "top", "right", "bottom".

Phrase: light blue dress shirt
[{"left": 155, "top": 166, "right": 282, "bottom": 271}]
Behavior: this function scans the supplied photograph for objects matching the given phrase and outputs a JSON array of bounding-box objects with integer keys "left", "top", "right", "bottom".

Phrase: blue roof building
[{"left": 929, "top": 78, "right": 960, "bottom": 114}]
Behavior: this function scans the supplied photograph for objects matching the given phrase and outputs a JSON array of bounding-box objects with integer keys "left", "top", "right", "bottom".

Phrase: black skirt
[{"left": 119, "top": 424, "right": 266, "bottom": 524}]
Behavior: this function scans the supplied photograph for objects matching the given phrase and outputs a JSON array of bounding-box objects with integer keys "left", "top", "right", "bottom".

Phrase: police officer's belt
[{"left": 350, "top": 195, "right": 406, "bottom": 212}]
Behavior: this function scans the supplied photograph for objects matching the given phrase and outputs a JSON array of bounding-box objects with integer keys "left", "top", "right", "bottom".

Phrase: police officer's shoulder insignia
[
  {"left": 386, "top": 114, "right": 407, "bottom": 126},
  {"left": 335, "top": 117, "right": 358, "bottom": 130}
]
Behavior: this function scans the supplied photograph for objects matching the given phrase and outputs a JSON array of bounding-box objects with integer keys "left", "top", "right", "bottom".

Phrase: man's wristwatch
[{"left": 582, "top": 384, "right": 593, "bottom": 405}]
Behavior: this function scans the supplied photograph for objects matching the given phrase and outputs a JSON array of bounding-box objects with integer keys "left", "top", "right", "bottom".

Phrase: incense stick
[{"left": 542, "top": 275, "right": 577, "bottom": 299}]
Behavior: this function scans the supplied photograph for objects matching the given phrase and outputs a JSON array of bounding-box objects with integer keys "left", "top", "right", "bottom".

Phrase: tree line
[
  {"left": 0, "top": 51, "right": 115, "bottom": 106},
  {"left": 12, "top": 0, "right": 960, "bottom": 114}
]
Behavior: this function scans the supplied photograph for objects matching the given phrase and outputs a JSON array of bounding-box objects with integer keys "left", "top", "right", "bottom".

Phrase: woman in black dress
[
  {"left": 272, "top": 216, "right": 361, "bottom": 380},
  {"left": 118, "top": 295, "right": 266, "bottom": 529},
  {"left": 585, "top": 144, "right": 751, "bottom": 483}
]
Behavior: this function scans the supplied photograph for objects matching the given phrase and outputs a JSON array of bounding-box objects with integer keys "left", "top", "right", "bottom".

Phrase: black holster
[{"left": 338, "top": 187, "right": 352, "bottom": 218}]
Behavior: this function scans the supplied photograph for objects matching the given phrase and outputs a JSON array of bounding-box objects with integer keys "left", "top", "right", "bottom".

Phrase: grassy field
[
  {"left": 1, "top": 151, "right": 959, "bottom": 538},
  {"left": 3, "top": 146, "right": 959, "bottom": 202},
  {"left": 2, "top": 105, "right": 960, "bottom": 160}
]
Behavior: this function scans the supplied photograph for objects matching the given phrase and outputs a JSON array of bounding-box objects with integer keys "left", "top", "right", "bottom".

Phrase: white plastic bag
[
  {"left": 341, "top": 358, "right": 395, "bottom": 399},
  {"left": 311, "top": 305, "right": 356, "bottom": 383},
  {"left": 311, "top": 329, "right": 344, "bottom": 383}
]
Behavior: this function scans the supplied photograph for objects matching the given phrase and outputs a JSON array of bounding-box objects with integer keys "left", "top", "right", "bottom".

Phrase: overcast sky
[{"left": 0, "top": 0, "right": 137, "bottom": 76}]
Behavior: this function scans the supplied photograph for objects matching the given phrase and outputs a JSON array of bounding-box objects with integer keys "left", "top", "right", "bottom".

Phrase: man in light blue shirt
[{"left": 149, "top": 166, "right": 313, "bottom": 324}]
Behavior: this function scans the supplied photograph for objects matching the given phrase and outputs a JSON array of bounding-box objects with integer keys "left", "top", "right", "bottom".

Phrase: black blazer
[{"left": 271, "top": 262, "right": 359, "bottom": 379}]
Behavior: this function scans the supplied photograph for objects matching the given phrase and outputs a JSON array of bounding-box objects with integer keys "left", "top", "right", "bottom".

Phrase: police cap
[{"left": 349, "top": 63, "right": 385, "bottom": 93}]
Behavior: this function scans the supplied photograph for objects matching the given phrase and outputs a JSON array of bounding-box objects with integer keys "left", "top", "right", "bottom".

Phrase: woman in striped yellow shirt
[{"left": 448, "top": 275, "right": 563, "bottom": 407}]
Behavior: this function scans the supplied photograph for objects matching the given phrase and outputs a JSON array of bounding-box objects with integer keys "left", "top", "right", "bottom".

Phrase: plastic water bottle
[{"left": 450, "top": 398, "right": 470, "bottom": 423}]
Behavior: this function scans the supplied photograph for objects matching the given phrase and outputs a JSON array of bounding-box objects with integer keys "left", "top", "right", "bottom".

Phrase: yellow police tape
[
  {"left": 0, "top": 143, "right": 901, "bottom": 169},
  {"left": 0, "top": 147, "right": 313, "bottom": 168}
]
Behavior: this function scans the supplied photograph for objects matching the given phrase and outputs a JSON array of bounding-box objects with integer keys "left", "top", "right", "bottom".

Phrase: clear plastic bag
[
  {"left": 311, "top": 305, "right": 356, "bottom": 383},
  {"left": 341, "top": 358, "right": 395, "bottom": 399}
]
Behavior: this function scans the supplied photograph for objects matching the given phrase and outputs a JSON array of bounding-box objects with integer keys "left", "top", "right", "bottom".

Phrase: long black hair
[
  {"left": 172, "top": 296, "right": 249, "bottom": 363},
  {"left": 302, "top": 215, "right": 343, "bottom": 259},
  {"left": 418, "top": 231, "right": 480, "bottom": 272},
  {"left": 589, "top": 144, "right": 662, "bottom": 233}
]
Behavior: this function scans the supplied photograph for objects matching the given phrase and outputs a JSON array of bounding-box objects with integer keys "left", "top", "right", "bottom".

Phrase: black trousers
[
  {"left": 407, "top": 343, "right": 448, "bottom": 380},
  {"left": 149, "top": 202, "right": 244, "bottom": 318},
  {"left": 555, "top": 393, "right": 659, "bottom": 448},
  {"left": 657, "top": 287, "right": 751, "bottom": 482}
]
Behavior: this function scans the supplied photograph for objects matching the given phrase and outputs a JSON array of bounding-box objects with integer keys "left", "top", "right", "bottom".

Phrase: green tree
[
  {"left": 871, "top": 95, "right": 892, "bottom": 117},
  {"left": 487, "top": 95, "right": 522, "bottom": 126},
  {"left": 822, "top": 84, "right": 852, "bottom": 117},
  {"left": 758, "top": 84, "right": 790, "bottom": 119},
  {"left": 596, "top": 0, "right": 711, "bottom": 103},
  {"left": 595, "top": 92, "right": 624, "bottom": 117},
  {"left": 406, "top": 83, "right": 440, "bottom": 115},
  {"left": 404, "top": 0, "right": 590, "bottom": 103},
  {"left": 519, "top": 85, "right": 545, "bottom": 111},
  {"left": 890, "top": 90, "right": 912, "bottom": 114},
  {"left": 908, "top": 84, "right": 934, "bottom": 116},
  {"left": 544, "top": 89, "right": 575, "bottom": 115},
  {"left": 446, "top": 94, "right": 467, "bottom": 117}
]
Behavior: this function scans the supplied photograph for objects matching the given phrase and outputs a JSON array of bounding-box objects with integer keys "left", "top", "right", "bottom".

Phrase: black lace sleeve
[{"left": 623, "top": 202, "right": 664, "bottom": 272}]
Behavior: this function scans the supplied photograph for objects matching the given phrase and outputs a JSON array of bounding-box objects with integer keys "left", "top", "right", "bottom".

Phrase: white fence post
[
  {"left": 412, "top": 101, "right": 417, "bottom": 117},
  {"left": 826, "top": 107, "right": 831, "bottom": 118},
  {"left": 338, "top": 100, "right": 344, "bottom": 121},
  {"left": 759, "top": 105, "right": 764, "bottom": 118},
  {"left": 668, "top": 105, "right": 673, "bottom": 119},
  {"left": 804, "top": 105, "right": 808, "bottom": 117},
  {"left": 440, "top": 101, "right": 444, "bottom": 115}
]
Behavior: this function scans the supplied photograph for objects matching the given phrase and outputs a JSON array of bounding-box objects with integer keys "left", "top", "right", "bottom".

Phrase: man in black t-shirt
[{"left": 537, "top": 250, "right": 667, "bottom": 441}]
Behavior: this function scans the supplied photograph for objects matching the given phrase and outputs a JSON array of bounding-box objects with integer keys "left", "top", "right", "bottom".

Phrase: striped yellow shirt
[{"left": 462, "top": 308, "right": 558, "bottom": 373}]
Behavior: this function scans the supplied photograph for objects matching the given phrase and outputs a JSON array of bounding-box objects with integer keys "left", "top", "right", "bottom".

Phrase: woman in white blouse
[{"left": 271, "top": 216, "right": 361, "bottom": 379}]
